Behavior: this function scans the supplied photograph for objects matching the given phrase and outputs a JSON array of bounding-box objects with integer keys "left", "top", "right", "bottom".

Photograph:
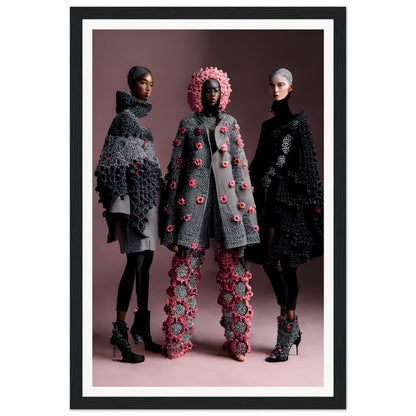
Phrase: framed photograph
[{"left": 70, "top": 6, "right": 346, "bottom": 409}]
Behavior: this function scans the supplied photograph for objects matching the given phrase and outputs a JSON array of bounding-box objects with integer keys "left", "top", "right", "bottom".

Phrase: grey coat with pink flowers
[{"left": 159, "top": 112, "right": 260, "bottom": 250}]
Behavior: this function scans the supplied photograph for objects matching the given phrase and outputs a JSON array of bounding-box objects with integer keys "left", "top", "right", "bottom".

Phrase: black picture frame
[{"left": 70, "top": 6, "right": 346, "bottom": 409}]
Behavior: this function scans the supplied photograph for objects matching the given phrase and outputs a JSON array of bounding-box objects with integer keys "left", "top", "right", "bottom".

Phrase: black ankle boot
[
  {"left": 131, "top": 310, "right": 162, "bottom": 353},
  {"left": 266, "top": 315, "right": 301, "bottom": 362},
  {"left": 110, "top": 320, "right": 145, "bottom": 363}
]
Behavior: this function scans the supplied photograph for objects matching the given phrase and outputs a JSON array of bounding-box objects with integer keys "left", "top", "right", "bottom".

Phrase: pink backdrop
[{"left": 92, "top": 29, "right": 324, "bottom": 387}]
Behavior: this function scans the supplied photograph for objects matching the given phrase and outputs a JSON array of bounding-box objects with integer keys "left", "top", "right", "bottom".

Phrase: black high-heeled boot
[
  {"left": 110, "top": 320, "right": 145, "bottom": 363},
  {"left": 131, "top": 310, "right": 162, "bottom": 353},
  {"left": 266, "top": 315, "right": 301, "bottom": 362}
]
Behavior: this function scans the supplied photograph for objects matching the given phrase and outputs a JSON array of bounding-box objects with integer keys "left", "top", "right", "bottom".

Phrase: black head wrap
[{"left": 127, "top": 66, "right": 151, "bottom": 86}]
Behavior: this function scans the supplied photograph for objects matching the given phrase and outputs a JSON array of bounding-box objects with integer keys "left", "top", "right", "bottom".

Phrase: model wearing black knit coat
[
  {"left": 248, "top": 96, "right": 323, "bottom": 267},
  {"left": 246, "top": 68, "right": 323, "bottom": 362}
]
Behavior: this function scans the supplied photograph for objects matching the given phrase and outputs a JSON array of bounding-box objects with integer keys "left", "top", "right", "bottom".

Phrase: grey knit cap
[{"left": 127, "top": 66, "right": 151, "bottom": 86}]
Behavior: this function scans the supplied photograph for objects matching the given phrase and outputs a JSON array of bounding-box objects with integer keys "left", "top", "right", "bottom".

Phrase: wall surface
[{"left": 92, "top": 28, "right": 324, "bottom": 387}]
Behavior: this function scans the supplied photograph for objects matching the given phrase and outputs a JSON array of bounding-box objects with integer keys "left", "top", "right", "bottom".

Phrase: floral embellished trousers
[{"left": 162, "top": 245, "right": 253, "bottom": 359}]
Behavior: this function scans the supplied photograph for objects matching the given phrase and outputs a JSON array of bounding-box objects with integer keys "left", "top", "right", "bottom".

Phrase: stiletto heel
[
  {"left": 110, "top": 321, "right": 145, "bottom": 363},
  {"left": 294, "top": 335, "right": 301, "bottom": 355},
  {"left": 266, "top": 315, "right": 301, "bottom": 362}
]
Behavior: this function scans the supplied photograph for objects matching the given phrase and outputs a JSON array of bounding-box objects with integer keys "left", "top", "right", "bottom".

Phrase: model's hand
[
  {"left": 169, "top": 244, "right": 187, "bottom": 259},
  {"left": 262, "top": 176, "right": 272, "bottom": 188},
  {"left": 168, "top": 243, "right": 179, "bottom": 253}
]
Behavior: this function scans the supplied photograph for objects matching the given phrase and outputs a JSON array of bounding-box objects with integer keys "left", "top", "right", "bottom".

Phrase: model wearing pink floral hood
[{"left": 159, "top": 67, "right": 259, "bottom": 361}]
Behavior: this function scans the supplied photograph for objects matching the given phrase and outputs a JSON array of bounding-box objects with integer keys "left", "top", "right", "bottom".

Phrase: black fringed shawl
[{"left": 247, "top": 110, "right": 323, "bottom": 266}]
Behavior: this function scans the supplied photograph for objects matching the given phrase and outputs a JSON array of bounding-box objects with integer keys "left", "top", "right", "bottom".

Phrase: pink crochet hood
[{"left": 187, "top": 67, "right": 232, "bottom": 113}]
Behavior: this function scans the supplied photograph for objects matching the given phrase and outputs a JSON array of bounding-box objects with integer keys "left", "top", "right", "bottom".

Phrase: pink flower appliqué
[
  {"left": 177, "top": 198, "right": 186, "bottom": 206},
  {"left": 232, "top": 215, "right": 241, "bottom": 222},
  {"left": 195, "top": 142, "right": 203, "bottom": 150},
  {"left": 253, "top": 225, "right": 259, "bottom": 233},
  {"left": 236, "top": 138, "right": 244, "bottom": 147},
  {"left": 220, "top": 144, "right": 228, "bottom": 153},
  {"left": 179, "top": 126, "right": 187, "bottom": 134},
  {"left": 169, "top": 181, "right": 176, "bottom": 190},
  {"left": 234, "top": 157, "right": 241, "bottom": 165},
  {"left": 220, "top": 194, "right": 227, "bottom": 203},
  {"left": 220, "top": 125, "right": 229, "bottom": 134},
  {"left": 191, "top": 241, "right": 199, "bottom": 250},
  {"left": 188, "top": 178, "right": 197, "bottom": 186},
  {"left": 229, "top": 181, "right": 235, "bottom": 188},
  {"left": 234, "top": 124, "right": 240, "bottom": 131},
  {"left": 238, "top": 202, "right": 246, "bottom": 210},
  {"left": 173, "top": 139, "right": 181, "bottom": 147},
  {"left": 184, "top": 214, "right": 191, "bottom": 222},
  {"left": 194, "top": 127, "right": 202, "bottom": 135},
  {"left": 192, "top": 158, "right": 203, "bottom": 168},
  {"left": 248, "top": 205, "right": 256, "bottom": 214},
  {"left": 196, "top": 196, "right": 204, "bottom": 204},
  {"left": 222, "top": 161, "right": 229, "bottom": 168},
  {"left": 167, "top": 225, "right": 174, "bottom": 232},
  {"left": 241, "top": 182, "right": 248, "bottom": 190}
]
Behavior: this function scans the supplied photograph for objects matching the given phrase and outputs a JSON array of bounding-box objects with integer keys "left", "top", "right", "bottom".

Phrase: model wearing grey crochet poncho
[{"left": 95, "top": 66, "right": 163, "bottom": 363}]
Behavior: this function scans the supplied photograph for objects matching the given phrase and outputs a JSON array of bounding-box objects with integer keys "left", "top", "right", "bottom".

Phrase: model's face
[
  {"left": 131, "top": 72, "right": 154, "bottom": 100},
  {"left": 202, "top": 79, "right": 221, "bottom": 107},
  {"left": 269, "top": 74, "right": 293, "bottom": 101}
]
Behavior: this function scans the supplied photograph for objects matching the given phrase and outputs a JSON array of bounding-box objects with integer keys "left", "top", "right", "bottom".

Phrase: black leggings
[
  {"left": 263, "top": 257, "right": 298, "bottom": 311},
  {"left": 116, "top": 250, "right": 154, "bottom": 312}
]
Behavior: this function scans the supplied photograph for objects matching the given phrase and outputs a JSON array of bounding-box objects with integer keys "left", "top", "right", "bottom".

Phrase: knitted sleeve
[
  {"left": 159, "top": 119, "right": 187, "bottom": 246},
  {"left": 286, "top": 112, "right": 323, "bottom": 208},
  {"left": 226, "top": 118, "right": 259, "bottom": 240},
  {"left": 95, "top": 133, "right": 133, "bottom": 211},
  {"left": 228, "top": 119, "right": 254, "bottom": 207}
]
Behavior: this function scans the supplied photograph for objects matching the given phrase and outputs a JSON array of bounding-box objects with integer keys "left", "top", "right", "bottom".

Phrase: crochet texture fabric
[
  {"left": 162, "top": 246, "right": 254, "bottom": 359},
  {"left": 159, "top": 67, "right": 260, "bottom": 250},
  {"left": 95, "top": 91, "right": 163, "bottom": 236},
  {"left": 248, "top": 111, "right": 323, "bottom": 266}
]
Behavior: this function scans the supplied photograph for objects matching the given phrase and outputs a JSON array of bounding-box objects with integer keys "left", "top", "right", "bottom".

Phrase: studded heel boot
[
  {"left": 131, "top": 309, "right": 162, "bottom": 353},
  {"left": 265, "top": 315, "right": 301, "bottom": 362},
  {"left": 110, "top": 320, "right": 145, "bottom": 363}
]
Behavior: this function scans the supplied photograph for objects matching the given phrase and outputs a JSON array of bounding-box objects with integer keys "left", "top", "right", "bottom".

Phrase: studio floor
[{"left": 91, "top": 254, "right": 324, "bottom": 390}]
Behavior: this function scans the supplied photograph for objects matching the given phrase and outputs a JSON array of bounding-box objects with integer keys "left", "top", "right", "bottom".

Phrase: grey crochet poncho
[{"left": 95, "top": 91, "right": 163, "bottom": 243}]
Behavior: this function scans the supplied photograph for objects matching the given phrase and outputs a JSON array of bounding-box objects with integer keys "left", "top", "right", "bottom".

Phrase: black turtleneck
[{"left": 270, "top": 94, "right": 293, "bottom": 126}]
